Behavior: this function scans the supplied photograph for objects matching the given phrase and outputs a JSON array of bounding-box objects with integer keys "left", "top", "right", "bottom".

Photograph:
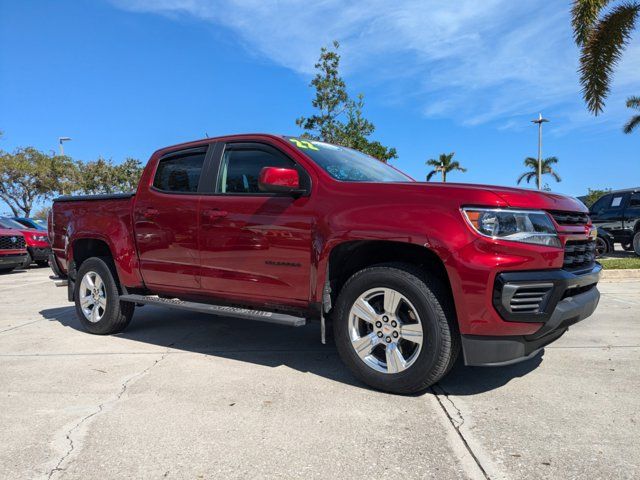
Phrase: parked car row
[{"left": 0, "top": 217, "right": 52, "bottom": 273}]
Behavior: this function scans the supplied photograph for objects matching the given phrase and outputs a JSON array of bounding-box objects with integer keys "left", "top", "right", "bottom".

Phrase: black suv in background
[{"left": 589, "top": 188, "right": 640, "bottom": 255}]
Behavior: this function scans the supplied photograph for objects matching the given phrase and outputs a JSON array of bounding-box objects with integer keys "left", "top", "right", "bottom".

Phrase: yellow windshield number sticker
[{"left": 290, "top": 138, "right": 319, "bottom": 151}]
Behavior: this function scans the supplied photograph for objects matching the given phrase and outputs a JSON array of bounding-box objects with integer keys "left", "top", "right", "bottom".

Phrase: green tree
[
  {"left": 77, "top": 157, "right": 143, "bottom": 194},
  {"left": 0, "top": 147, "right": 77, "bottom": 216},
  {"left": 623, "top": 96, "right": 640, "bottom": 133},
  {"left": 425, "top": 152, "right": 467, "bottom": 182},
  {"left": 32, "top": 206, "right": 50, "bottom": 220},
  {"left": 296, "top": 41, "right": 397, "bottom": 162},
  {"left": 517, "top": 156, "right": 561, "bottom": 186},
  {"left": 571, "top": 0, "right": 639, "bottom": 115},
  {"left": 581, "top": 187, "right": 612, "bottom": 207}
]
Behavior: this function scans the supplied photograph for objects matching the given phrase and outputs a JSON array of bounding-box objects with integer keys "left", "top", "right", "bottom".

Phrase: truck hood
[{"left": 410, "top": 182, "right": 588, "bottom": 212}]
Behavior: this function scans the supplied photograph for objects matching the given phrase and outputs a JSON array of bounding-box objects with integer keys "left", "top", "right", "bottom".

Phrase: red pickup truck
[
  {"left": 0, "top": 228, "right": 28, "bottom": 273},
  {"left": 50, "top": 134, "right": 601, "bottom": 393}
]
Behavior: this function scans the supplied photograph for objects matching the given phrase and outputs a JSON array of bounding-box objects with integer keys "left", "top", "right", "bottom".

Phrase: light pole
[
  {"left": 531, "top": 114, "right": 549, "bottom": 190},
  {"left": 58, "top": 137, "right": 72, "bottom": 155}
]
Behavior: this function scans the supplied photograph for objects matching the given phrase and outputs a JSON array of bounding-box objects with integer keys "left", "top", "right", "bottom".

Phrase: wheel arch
[{"left": 324, "top": 240, "right": 454, "bottom": 316}]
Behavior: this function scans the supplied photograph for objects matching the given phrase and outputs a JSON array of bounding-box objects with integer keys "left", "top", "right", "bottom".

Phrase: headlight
[
  {"left": 33, "top": 235, "right": 48, "bottom": 242},
  {"left": 462, "top": 208, "right": 561, "bottom": 248}
]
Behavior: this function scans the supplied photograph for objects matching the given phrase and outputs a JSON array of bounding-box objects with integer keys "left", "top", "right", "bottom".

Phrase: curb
[{"left": 600, "top": 268, "right": 640, "bottom": 280}]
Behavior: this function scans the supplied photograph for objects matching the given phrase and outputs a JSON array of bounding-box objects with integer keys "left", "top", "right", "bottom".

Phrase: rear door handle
[{"left": 203, "top": 209, "right": 228, "bottom": 221}]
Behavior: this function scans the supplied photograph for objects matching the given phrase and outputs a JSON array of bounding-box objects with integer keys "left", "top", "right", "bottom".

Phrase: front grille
[
  {"left": 550, "top": 210, "right": 590, "bottom": 226},
  {"left": 503, "top": 283, "right": 554, "bottom": 314},
  {"left": 563, "top": 240, "right": 596, "bottom": 271},
  {"left": 0, "top": 235, "right": 26, "bottom": 250}
]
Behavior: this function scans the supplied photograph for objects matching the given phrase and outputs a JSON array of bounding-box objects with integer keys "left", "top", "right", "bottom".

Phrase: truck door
[
  {"left": 133, "top": 146, "right": 209, "bottom": 292},
  {"left": 197, "top": 141, "right": 313, "bottom": 306},
  {"left": 590, "top": 193, "right": 628, "bottom": 240},
  {"left": 623, "top": 191, "right": 640, "bottom": 241}
]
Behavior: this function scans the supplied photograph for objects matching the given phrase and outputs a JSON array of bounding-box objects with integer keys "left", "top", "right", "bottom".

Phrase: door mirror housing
[{"left": 258, "top": 167, "right": 303, "bottom": 194}]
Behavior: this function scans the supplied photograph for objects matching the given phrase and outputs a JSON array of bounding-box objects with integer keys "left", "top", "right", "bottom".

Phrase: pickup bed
[{"left": 50, "top": 134, "right": 601, "bottom": 393}]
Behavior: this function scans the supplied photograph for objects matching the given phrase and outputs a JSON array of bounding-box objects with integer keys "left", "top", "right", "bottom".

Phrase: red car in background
[
  {"left": 0, "top": 228, "right": 28, "bottom": 273},
  {"left": 0, "top": 217, "right": 51, "bottom": 267}
]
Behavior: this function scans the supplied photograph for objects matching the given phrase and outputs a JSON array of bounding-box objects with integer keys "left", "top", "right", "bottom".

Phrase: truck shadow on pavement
[{"left": 39, "top": 305, "right": 543, "bottom": 396}]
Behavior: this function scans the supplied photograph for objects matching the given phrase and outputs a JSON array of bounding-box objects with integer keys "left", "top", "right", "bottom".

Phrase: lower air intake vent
[{"left": 502, "top": 283, "right": 554, "bottom": 314}]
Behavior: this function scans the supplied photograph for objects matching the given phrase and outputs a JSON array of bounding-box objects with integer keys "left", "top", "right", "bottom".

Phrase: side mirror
[{"left": 258, "top": 167, "right": 303, "bottom": 194}]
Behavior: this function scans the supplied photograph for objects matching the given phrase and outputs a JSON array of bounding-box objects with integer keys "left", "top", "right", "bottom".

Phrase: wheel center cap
[{"left": 382, "top": 325, "right": 393, "bottom": 335}]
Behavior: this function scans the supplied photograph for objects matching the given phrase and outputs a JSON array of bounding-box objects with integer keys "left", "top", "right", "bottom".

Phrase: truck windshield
[{"left": 286, "top": 137, "right": 413, "bottom": 182}]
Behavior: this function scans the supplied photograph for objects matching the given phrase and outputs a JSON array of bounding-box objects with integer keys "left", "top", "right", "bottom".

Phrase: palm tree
[
  {"left": 571, "top": 0, "right": 640, "bottom": 115},
  {"left": 624, "top": 96, "right": 640, "bottom": 134},
  {"left": 517, "top": 157, "right": 561, "bottom": 187},
  {"left": 426, "top": 152, "right": 467, "bottom": 182}
]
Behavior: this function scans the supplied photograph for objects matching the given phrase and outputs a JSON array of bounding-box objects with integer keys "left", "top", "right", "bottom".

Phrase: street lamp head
[
  {"left": 531, "top": 113, "right": 549, "bottom": 124},
  {"left": 58, "top": 136, "right": 72, "bottom": 142}
]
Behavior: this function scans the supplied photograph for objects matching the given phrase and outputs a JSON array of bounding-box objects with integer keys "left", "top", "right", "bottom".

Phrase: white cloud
[{"left": 110, "top": 0, "right": 639, "bottom": 130}]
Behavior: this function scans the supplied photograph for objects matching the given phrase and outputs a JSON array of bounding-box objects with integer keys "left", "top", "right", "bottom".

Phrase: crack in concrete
[
  {"left": 45, "top": 344, "right": 175, "bottom": 480},
  {"left": 431, "top": 383, "right": 491, "bottom": 480}
]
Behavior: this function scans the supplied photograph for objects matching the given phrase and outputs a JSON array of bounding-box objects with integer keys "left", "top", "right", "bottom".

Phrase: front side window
[
  {"left": 153, "top": 152, "right": 205, "bottom": 193},
  {"left": 629, "top": 192, "right": 640, "bottom": 207},
  {"left": 287, "top": 137, "right": 412, "bottom": 182},
  {"left": 590, "top": 195, "right": 611, "bottom": 212},
  {"left": 218, "top": 147, "right": 295, "bottom": 194},
  {"left": 610, "top": 195, "right": 624, "bottom": 208}
]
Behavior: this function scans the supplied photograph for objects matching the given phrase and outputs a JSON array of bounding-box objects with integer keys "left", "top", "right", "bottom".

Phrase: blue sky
[{"left": 1, "top": 0, "right": 638, "bottom": 204}]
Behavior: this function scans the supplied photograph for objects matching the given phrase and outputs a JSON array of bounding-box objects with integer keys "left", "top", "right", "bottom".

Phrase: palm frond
[
  {"left": 426, "top": 170, "right": 438, "bottom": 181},
  {"left": 572, "top": 0, "right": 611, "bottom": 45},
  {"left": 579, "top": 3, "right": 640, "bottom": 115},
  {"left": 543, "top": 156, "right": 559, "bottom": 166},
  {"left": 517, "top": 172, "right": 535, "bottom": 184},
  {"left": 623, "top": 114, "right": 640, "bottom": 133},
  {"left": 426, "top": 159, "right": 441, "bottom": 167},
  {"left": 448, "top": 161, "right": 467, "bottom": 172},
  {"left": 549, "top": 170, "right": 562, "bottom": 182},
  {"left": 523, "top": 157, "right": 538, "bottom": 168},
  {"left": 626, "top": 95, "right": 640, "bottom": 109}
]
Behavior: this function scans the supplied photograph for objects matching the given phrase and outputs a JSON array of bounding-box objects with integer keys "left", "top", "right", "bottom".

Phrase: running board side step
[{"left": 119, "top": 294, "right": 306, "bottom": 327}]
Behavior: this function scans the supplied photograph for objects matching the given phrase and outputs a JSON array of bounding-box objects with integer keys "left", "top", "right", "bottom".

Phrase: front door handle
[
  {"left": 202, "top": 209, "right": 228, "bottom": 221},
  {"left": 142, "top": 207, "right": 159, "bottom": 219}
]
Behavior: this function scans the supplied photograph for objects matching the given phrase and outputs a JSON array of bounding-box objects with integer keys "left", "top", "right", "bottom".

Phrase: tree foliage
[
  {"left": 77, "top": 157, "right": 143, "bottom": 194},
  {"left": 517, "top": 156, "right": 561, "bottom": 186},
  {"left": 296, "top": 41, "right": 397, "bottom": 162},
  {"left": 572, "top": 0, "right": 640, "bottom": 115},
  {"left": 425, "top": 152, "right": 467, "bottom": 182},
  {"left": 0, "top": 147, "right": 77, "bottom": 217},
  {"left": 0, "top": 145, "right": 143, "bottom": 216},
  {"left": 582, "top": 187, "right": 612, "bottom": 207}
]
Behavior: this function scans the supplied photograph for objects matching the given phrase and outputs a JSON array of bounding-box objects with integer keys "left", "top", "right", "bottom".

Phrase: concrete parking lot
[{"left": 1, "top": 268, "right": 638, "bottom": 479}]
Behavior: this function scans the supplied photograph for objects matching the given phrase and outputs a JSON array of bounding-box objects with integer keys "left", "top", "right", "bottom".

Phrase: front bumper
[
  {"left": 461, "top": 264, "right": 601, "bottom": 366},
  {"left": 0, "top": 253, "right": 29, "bottom": 269},
  {"left": 27, "top": 246, "right": 51, "bottom": 262}
]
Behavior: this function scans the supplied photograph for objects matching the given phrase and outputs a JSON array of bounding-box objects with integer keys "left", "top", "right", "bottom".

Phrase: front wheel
[
  {"left": 333, "top": 264, "right": 458, "bottom": 394},
  {"left": 74, "top": 257, "right": 134, "bottom": 335},
  {"left": 594, "top": 237, "right": 610, "bottom": 257}
]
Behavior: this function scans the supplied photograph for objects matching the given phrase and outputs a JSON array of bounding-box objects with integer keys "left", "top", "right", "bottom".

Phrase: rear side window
[
  {"left": 218, "top": 147, "right": 295, "bottom": 194},
  {"left": 629, "top": 192, "right": 640, "bottom": 207},
  {"left": 153, "top": 152, "right": 205, "bottom": 193}
]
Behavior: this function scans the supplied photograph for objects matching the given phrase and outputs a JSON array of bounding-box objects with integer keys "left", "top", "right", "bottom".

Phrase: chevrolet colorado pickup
[{"left": 50, "top": 134, "right": 601, "bottom": 394}]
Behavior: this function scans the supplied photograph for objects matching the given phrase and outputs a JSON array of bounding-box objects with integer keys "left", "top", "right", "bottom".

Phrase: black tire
[
  {"left": 333, "top": 263, "right": 459, "bottom": 394},
  {"left": 36, "top": 260, "right": 49, "bottom": 267},
  {"left": 633, "top": 232, "right": 640, "bottom": 257},
  {"left": 22, "top": 252, "right": 33, "bottom": 268},
  {"left": 622, "top": 242, "right": 633, "bottom": 251},
  {"left": 74, "top": 257, "right": 134, "bottom": 335},
  {"left": 594, "top": 237, "right": 610, "bottom": 258}
]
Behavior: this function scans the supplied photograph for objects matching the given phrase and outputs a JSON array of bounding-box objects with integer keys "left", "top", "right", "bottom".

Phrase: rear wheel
[
  {"left": 333, "top": 264, "right": 458, "bottom": 394},
  {"left": 36, "top": 260, "right": 49, "bottom": 267},
  {"left": 74, "top": 257, "right": 134, "bottom": 334}
]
